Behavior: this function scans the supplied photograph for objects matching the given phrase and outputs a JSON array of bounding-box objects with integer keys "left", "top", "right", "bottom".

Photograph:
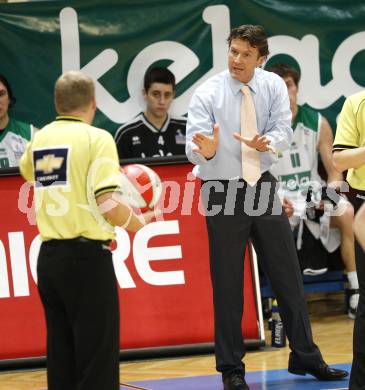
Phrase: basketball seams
[
  {"left": 135, "top": 164, "right": 162, "bottom": 209},
  {"left": 120, "top": 164, "right": 162, "bottom": 212},
  {"left": 133, "top": 164, "right": 154, "bottom": 206},
  {"left": 119, "top": 171, "right": 148, "bottom": 209}
]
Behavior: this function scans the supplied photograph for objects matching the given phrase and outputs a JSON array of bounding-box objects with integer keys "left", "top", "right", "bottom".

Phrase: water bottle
[{"left": 271, "top": 299, "right": 286, "bottom": 348}]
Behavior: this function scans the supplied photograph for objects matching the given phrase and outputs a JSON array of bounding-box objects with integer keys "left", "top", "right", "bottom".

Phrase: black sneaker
[{"left": 223, "top": 371, "right": 249, "bottom": 390}]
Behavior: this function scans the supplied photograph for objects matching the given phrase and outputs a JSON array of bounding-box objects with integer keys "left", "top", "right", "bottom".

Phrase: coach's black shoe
[
  {"left": 288, "top": 353, "right": 349, "bottom": 381},
  {"left": 223, "top": 371, "right": 249, "bottom": 389}
]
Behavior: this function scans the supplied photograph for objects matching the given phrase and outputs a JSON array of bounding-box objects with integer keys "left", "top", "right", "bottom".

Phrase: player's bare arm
[
  {"left": 318, "top": 117, "right": 342, "bottom": 185},
  {"left": 333, "top": 146, "right": 365, "bottom": 173},
  {"left": 96, "top": 192, "right": 156, "bottom": 232}
]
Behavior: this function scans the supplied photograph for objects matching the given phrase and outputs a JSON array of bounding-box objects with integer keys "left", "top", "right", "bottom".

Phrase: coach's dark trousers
[
  {"left": 350, "top": 195, "right": 365, "bottom": 390},
  {"left": 201, "top": 171, "right": 323, "bottom": 378},
  {"left": 37, "top": 238, "right": 120, "bottom": 390}
]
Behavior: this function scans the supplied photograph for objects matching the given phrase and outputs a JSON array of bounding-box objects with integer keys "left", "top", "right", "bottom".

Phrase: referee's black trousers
[
  {"left": 350, "top": 196, "right": 365, "bottom": 390},
  {"left": 202, "top": 172, "right": 323, "bottom": 378},
  {"left": 37, "top": 239, "right": 120, "bottom": 390}
]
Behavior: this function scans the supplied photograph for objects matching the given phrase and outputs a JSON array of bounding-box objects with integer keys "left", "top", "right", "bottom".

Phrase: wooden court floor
[{"left": 0, "top": 293, "right": 354, "bottom": 390}]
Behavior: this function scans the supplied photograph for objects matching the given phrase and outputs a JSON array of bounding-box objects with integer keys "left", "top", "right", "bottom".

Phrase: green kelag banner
[{"left": 1, "top": 0, "right": 364, "bottom": 134}]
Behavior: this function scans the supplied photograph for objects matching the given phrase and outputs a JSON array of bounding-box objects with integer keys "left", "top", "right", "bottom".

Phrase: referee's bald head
[{"left": 55, "top": 71, "right": 95, "bottom": 115}]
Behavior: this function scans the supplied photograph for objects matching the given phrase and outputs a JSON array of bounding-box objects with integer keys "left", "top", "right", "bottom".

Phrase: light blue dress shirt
[{"left": 186, "top": 68, "right": 292, "bottom": 180}]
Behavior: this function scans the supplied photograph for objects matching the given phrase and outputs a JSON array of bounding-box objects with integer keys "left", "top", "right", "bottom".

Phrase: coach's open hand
[
  {"left": 233, "top": 133, "right": 275, "bottom": 153},
  {"left": 192, "top": 123, "right": 219, "bottom": 159}
]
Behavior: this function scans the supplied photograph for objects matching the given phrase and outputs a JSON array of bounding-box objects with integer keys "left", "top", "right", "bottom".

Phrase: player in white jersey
[
  {"left": 268, "top": 63, "right": 358, "bottom": 319},
  {"left": 0, "top": 74, "right": 36, "bottom": 168}
]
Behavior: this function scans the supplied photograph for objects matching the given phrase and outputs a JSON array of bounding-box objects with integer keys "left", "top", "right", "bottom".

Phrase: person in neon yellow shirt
[
  {"left": 20, "top": 71, "right": 156, "bottom": 390},
  {"left": 333, "top": 90, "right": 365, "bottom": 390}
]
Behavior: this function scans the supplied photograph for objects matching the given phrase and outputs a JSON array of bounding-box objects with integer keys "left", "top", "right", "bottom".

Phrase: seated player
[
  {"left": 267, "top": 63, "right": 358, "bottom": 319},
  {"left": 0, "top": 74, "right": 36, "bottom": 168},
  {"left": 114, "top": 66, "right": 186, "bottom": 159}
]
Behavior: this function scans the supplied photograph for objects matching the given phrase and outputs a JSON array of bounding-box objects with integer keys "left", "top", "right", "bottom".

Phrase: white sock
[{"left": 347, "top": 271, "right": 359, "bottom": 290}]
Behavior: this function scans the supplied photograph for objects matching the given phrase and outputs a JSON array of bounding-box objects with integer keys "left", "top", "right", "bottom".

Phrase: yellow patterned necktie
[{"left": 240, "top": 86, "right": 261, "bottom": 186}]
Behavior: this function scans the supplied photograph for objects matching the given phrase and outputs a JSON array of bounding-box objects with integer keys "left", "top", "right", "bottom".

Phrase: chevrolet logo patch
[
  {"left": 35, "top": 154, "right": 64, "bottom": 174},
  {"left": 33, "top": 147, "right": 69, "bottom": 187}
]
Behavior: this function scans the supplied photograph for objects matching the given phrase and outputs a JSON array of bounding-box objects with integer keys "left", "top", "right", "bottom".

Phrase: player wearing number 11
[
  {"left": 185, "top": 25, "right": 348, "bottom": 390},
  {"left": 267, "top": 63, "right": 358, "bottom": 319}
]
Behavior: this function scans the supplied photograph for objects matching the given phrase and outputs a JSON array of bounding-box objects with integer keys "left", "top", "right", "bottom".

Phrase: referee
[
  {"left": 333, "top": 90, "right": 365, "bottom": 390},
  {"left": 19, "top": 71, "right": 154, "bottom": 390}
]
